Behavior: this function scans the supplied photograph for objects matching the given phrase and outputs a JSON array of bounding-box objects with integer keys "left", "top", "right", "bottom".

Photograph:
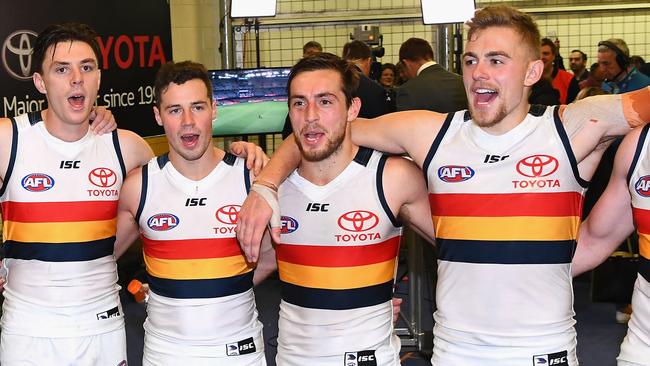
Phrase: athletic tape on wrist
[{"left": 250, "top": 183, "right": 281, "bottom": 228}]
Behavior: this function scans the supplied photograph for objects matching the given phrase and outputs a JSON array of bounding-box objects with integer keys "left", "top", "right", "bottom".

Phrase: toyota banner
[{"left": 0, "top": 0, "right": 172, "bottom": 137}]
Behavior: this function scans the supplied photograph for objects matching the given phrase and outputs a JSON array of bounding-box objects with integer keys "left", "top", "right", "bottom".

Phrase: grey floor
[{"left": 121, "top": 265, "right": 628, "bottom": 366}]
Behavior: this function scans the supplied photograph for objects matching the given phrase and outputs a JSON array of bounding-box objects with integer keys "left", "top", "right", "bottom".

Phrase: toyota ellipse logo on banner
[
  {"left": 2, "top": 29, "right": 37, "bottom": 81},
  {"left": 337, "top": 210, "right": 379, "bottom": 232},
  {"left": 516, "top": 154, "right": 559, "bottom": 178}
]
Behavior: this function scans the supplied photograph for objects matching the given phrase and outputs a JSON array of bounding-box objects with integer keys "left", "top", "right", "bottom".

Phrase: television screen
[
  {"left": 209, "top": 67, "right": 290, "bottom": 137},
  {"left": 231, "top": 0, "right": 277, "bottom": 18},
  {"left": 420, "top": 0, "right": 475, "bottom": 24}
]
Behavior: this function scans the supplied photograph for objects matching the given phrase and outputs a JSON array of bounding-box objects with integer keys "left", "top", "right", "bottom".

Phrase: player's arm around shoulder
[
  {"left": 352, "top": 110, "right": 448, "bottom": 168},
  {"left": 562, "top": 86, "right": 650, "bottom": 164},
  {"left": 381, "top": 155, "right": 435, "bottom": 245},
  {"left": 0, "top": 117, "right": 15, "bottom": 185},
  {"left": 116, "top": 129, "right": 155, "bottom": 173},
  {"left": 115, "top": 165, "right": 145, "bottom": 258},
  {"left": 573, "top": 126, "right": 641, "bottom": 276}
]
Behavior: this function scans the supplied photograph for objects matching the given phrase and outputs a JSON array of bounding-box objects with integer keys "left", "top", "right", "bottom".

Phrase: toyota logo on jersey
[
  {"left": 215, "top": 205, "right": 241, "bottom": 225},
  {"left": 516, "top": 155, "right": 559, "bottom": 178},
  {"left": 338, "top": 210, "right": 379, "bottom": 232},
  {"left": 635, "top": 175, "right": 650, "bottom": 197},
  {"left": 21, "top": 173, "right": 54, "bottom": 192},
  {"left": 88, "top": 167, "right": 117, "bottom": 187},
  {"left": 147, "top": 213, "right": 179, "bottom": 231}
]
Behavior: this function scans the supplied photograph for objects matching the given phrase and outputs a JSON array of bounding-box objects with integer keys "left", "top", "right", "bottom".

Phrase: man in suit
[
  {"left": 395, "top": 37, "right": 467, "bottom": 112},
  {"left": 342, "top": 40, "right": 392, "bottom": 118}
]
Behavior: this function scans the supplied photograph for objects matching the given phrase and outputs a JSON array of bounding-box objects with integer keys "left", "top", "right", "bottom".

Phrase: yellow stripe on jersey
[
  {"left": 3, "top": 219, "right": 117, "bottom": 243},
  {"left": 278, "top": 258, "right": 396, "bottom": 290},
  {"left": 144, "top": 254, "right": 252, "bottom": 280},
  {"left": 433, "top": 215, "right": 580, "bottom": 241},
  {"left": 638, "top": 233, "right": 650, "bottom": 260}
]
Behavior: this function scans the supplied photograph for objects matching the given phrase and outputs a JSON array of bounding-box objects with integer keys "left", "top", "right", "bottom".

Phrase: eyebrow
[
  {"left": 51, "top": 58, "right": 98, "bottom": 66},
  {"left": 290, "top": 92, "right": 338, "bottom": 100},
  {"left": 462, "top": 51, "right": 512, "bottom": 59},
  {"left": 164, "top": 100, "right": 207, "bottom": 110}
]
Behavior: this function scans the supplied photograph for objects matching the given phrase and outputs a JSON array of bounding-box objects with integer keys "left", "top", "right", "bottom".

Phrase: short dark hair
[
  {"left": 540, "top": 38, "right": 556, "bottom": 54},
  {"left": 571, "top": 49, "right": 587, "bottom": 61},
  {"left": 342, "top": 40, "right": 371, "bottom": 61},
  {"left": 399, "top": 38, "right": 433, "bottom": 62},
  {"left": 287, "top": 52, "right": 359, "bottom": 108},
  {"left": 466, "top": 5, "right": 541, "bottom": 61},
  {"left": 154, "top": 61, "right": 212, "bottom": 107},
  {"left": 302, "top": 41, "right": 322, "bottom": 55},
  {"left": 32, "top": 22, "right": 101, "bottom": 74}
]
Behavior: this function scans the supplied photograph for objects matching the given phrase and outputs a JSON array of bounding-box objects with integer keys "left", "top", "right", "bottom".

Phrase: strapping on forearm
[{"left": 250, "top": 183, "right": 281, "bottom": 228}]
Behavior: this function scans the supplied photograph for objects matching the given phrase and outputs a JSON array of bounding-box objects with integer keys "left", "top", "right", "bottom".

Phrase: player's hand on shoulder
[
  {"left": 89, "top": 106, "right": 117, "bottom": 135},
  {"left": 229, "top": 141, "right": 269, "bottom": 176}
]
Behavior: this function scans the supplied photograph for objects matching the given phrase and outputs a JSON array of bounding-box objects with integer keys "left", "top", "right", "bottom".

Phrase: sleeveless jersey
[
  {"left": 0, "top": 112, "right": 126, "bottom": 337},
  {"left": 424, "top": 106, "right": 586, "bottom": 363},
  {"left": 136, "top": 153, "right": 264, "bottom": 359},
  {"left": 620, "top": 124, "right": 650, "bottom": 364},
  {"left": 276, "top": 148, "right": 403, "bottom": 365}
]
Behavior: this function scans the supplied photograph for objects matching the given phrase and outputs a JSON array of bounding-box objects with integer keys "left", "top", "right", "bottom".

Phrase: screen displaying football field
[{"left": 212, "top": 100, "right": 288, "bottom": 136}]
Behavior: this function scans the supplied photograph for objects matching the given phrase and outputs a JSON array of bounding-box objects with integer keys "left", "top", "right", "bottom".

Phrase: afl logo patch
[
  {"left": 21, "top": 173, "right": 54, "bottom": 192},
  {"left": 281, "top": 216, "right": 299, "bottom": 234},
  {"left": 438, "top": 165, "right": 474, "bottom": 182},
  {"left": 635, "top": 175, "right": 650, "bottom": 197},
  {"left": 147, "top": 213, "right": 179, "bottom": 231},
  {"left": 338, "top": 210, "right": 379, "bottom": 232},
  {"left": 516, "top": 155, "right": 559, "bottom": 178}
]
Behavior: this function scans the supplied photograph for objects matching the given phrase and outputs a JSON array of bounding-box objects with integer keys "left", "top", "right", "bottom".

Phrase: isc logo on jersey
[
  {"left": 147, "top": 213, "right": 180, "bottom": 231},
  {"left": 533, "top": 351, "right": 568, "bottom": 366},
  {"left": 344, "top": 350, "right": 377, "bottom": 366},
  {"left": 635, "top": 175, "right": 650, "bottom": 197},
  {"left": 21, "top": 173, "right": 55, "bottom": 192},
  {"left": 438, "top": 165, "right": 474, "bottom": 182},
  {"left": 281, "top": 216, "right": 299, "bottom": 234}
]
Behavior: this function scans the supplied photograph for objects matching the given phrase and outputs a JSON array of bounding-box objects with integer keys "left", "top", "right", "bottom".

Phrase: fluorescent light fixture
[
  {"left": 421, "top": 0, "right": 476, "bottom": 24},
  {"left": 231, "top": 0, "right": 277, "bottom": 18}
]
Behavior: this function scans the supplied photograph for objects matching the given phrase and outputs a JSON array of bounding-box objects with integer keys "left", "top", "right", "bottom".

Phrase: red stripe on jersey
[
  {"left": 276, "top": 236, "right": 400, "bottom": 267},
  {"left": 429, "top": 192, "right": 583, "bottom": 217},
  {"left": 633, "top": 207, "right": 650, "bottom": 234},
  {"left": 142, "top": 236, "right": 243, "bottom": 260},
  {"left": 1, "top": 200, "right": 118, "bottom": 223}
]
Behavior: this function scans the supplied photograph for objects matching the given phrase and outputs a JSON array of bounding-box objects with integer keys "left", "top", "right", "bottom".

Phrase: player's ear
[
  {"left": 524, "top": 59, "right": 544, "bottom": 87},
  {"left": 153, "top": 106, "right": 163, "bottom": 126},
  {"left": 347, "top": 97, "right": 361, "bottom": 122}
]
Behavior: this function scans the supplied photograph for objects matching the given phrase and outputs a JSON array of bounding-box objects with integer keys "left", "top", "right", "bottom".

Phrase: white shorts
[
  {"left": 617, "top": 275, "right": 650, "bottom": 366},
  {"left": 0, "top": 327, "right": 126, "bottom": 366},
  {"left": 142, "top": 331, "right": 266, "bottom": 366},
  {"left": 276, "top": 336, "right": 400, "bottom": 366},
  {"left": 431, "top": 323, "right": 578, "bottom": 366}
]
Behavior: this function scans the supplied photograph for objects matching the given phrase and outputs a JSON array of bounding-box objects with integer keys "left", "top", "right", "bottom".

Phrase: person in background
[
  {"left": 380, "top": 63, "right": 398, "bottom": 89},
  {"left": 580, "top": 62, "right": 606, "bottom": 89},
  {"left": 302, "top": 40, "right": 322, "bottom": 56},
  {"left": 630, "top": 55, "right": 646, "bottom": 72},
  {"left": 569, "top": 49, "right": 590, "bottom": 83},
  {"left": 541, "top": 37, "right": 579, "bottom": 103},
  {"left": 395, "top": 37, "right": 467, "bottom": 112},
  {"left": 598, "top": 38, "right": 650, "bottom": 94},
  {"left": 342, "top": 40, "right": 393, "bottom": 117}
]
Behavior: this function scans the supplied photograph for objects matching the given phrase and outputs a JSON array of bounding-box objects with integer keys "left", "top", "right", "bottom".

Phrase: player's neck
[
  {"left": 170, "top": 146, "right": 224, "bottom": 181},
  {"left": 479, "top": 100, "right": 531, "bottom": 136},
  {"left": 298, "top": 139, "right": 358, "bottom": 186},
  {"left": 41, "top": 109, "right": 90, "bottom": 142}
]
